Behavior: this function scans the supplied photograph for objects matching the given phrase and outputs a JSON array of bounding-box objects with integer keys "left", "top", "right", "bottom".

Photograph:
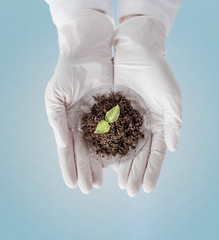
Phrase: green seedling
[{"left": 94, "top": 105, "right": 120, "bottom": 134}]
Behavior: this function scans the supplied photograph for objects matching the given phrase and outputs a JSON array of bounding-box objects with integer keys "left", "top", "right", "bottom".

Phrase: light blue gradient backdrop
[{"left": 0, "top": 1, "right": 218, "bottom": 239}]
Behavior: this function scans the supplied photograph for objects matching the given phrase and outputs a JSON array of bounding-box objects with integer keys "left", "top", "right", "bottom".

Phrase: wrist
[
  {"left": 114, "top": 16, "right": 166, "bottom": 63},
  {"left": 57, "top": 9, "right": 114, "bottom": 61}
]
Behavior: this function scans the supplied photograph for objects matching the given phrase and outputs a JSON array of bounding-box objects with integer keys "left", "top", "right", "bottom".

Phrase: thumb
[{"left": 45, "top": 81, "right": 77, "bottom": 188}]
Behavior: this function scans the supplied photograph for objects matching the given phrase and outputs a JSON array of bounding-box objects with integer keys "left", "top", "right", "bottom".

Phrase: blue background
[{"left": 0, "top": 0, "right": 218, "bottom": 239}]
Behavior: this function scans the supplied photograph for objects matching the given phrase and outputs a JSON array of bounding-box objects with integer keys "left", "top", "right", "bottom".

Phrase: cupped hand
[
  {"left": 113, "top": 16, "right": 182, "bottom": 197},
  {"left": 45, "top": 10, "right": 114, "bottom": 194}
]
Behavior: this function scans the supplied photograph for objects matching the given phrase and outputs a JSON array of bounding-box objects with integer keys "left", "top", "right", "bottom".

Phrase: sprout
[{"left": 94, "top": 105, "right": 120, "bottom": 134}]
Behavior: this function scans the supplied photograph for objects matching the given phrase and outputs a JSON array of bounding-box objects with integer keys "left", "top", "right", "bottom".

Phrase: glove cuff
[
  {"left": 46, "top": 0, "right": 114, "bottom": 29},
  {"left": 117, "top": 0, "right": 182, "bottom": 35},
  {"left": 56, "top": 9, "right": 114, "bottom": 61},
  {"left": 113, "top": 16, "right": 166, "bottom": 64}
]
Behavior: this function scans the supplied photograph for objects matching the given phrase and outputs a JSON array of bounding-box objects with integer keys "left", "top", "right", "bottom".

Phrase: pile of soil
[{"left": 81, "top": 92, "right": 145, "bottom": 156}]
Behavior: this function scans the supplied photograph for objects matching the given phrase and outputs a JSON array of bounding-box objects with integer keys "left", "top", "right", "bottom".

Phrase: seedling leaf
[
  {"left": 105, "top": 105, "right": 120, "bottom": 123},
  {"left": 94, "top": 120, "right": 110, "bottom": 134}
]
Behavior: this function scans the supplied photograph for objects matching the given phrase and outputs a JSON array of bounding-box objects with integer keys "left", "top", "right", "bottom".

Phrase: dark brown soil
[{"left": 81, "top": 92, "right": 145, "bottom": 156}]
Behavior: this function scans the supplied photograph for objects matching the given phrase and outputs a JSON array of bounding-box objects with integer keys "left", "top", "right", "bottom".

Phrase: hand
[
  {"left": 45, "top": 10, "right": 114, "bottom": 193},
  {"left": 113, "top": 16, "right": 182, "bottom": 196}
]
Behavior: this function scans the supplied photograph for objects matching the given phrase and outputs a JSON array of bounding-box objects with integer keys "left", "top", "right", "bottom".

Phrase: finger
[
  {"left": 117, "top": 159, "right": 133, "bottom": 190},
  {"left": 91, "top": 160, "right": 103, "bottom": 188},
  {"left": 163, "top": 97, "right": 182, "bottom": 152},
  {"left": 143, "top": 132, "right": 166, "bottom": 193},
  {"left": 126, "top": 133, "right": 152, "bottom": 197},
  {"left": 74, "top": 138, "right": 93, "bottom": 194},
  {"left": 56, "top": 131, "right": 77, "bottom": 189},
  {"left": 45, "top": 83, "right": 77, "bottom": 188}
]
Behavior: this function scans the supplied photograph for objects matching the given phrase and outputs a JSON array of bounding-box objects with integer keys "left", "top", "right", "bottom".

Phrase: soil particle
[{"left": 81, "top": 92, "right": 145, "bottom": 156}]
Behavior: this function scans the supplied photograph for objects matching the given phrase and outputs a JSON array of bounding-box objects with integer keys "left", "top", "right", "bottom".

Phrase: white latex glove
[
  {"left": 45, "top": 9, "right": 114, "bottom": 194},
  {"left": 113, "top": 16, "right": 182, "bottom": 196}
]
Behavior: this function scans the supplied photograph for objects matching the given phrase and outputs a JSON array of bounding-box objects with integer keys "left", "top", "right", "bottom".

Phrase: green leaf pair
[{"left": 94, "top": 105, "right": 120, "bottom": 134}]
